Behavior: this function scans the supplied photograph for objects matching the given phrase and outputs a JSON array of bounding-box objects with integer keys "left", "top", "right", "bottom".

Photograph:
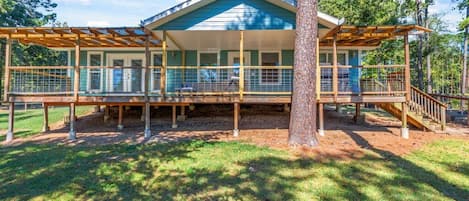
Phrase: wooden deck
[{"left": 9, "top": 95, "right": 405, "bottom": 105}]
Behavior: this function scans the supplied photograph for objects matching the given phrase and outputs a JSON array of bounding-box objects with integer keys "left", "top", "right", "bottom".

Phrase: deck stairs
[{"left": 377, "top": 86, "right": 447, "bottom": 132}]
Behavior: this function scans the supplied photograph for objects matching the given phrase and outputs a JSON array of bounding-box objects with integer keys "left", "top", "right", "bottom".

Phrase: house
[{"left": 0, "top": 0, "right": 446, "bottom": 142}]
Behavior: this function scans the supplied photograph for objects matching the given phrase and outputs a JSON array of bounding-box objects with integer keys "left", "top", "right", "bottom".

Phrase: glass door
[{"left": 108, "top": 54, "right": 145, "bottom": 93}]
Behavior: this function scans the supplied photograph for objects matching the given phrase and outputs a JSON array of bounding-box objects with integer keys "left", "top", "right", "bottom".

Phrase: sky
[{"left": 53, "top": 0, "right": 464, "bottom": 32}]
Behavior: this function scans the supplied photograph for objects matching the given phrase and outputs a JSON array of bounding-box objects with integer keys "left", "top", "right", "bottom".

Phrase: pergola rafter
[
  {"left": 0, "top": 27, "right": 162, "bottom": 48},
  {"left": 320, "top": 25, "right": 431, "bottom": 46}
]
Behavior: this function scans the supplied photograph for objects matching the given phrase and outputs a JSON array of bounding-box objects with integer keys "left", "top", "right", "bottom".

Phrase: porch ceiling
[
  {"left": 156, "top": 29, "right": 330, "bottom": 50},
  {"left": 0, "top": 27, "right": 162, "bottom": 48}
]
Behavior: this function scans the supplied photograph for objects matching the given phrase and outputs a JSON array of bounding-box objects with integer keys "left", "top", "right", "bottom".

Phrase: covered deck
[{"left": 1, "top": 25, "right": 430, "bottom": 141}]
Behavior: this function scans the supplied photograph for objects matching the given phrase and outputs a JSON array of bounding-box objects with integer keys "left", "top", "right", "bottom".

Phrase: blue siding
[{"left": 156, "top": 0, "right": 299, "bottom": 30}]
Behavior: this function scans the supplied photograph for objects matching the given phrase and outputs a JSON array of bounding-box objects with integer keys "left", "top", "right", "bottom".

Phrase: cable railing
[
  {"left": 6, "top": 64, "right": 408, "bottom": 98},
  {"left": 166, "top": 66, "right": 240, "bottom": 96},
  {"left": 8, "top": 66, "right": 73, "bottom": 95}
]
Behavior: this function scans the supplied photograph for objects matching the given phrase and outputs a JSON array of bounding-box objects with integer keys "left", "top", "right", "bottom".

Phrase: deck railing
[
  {"left": 166, "top": 66, "right": 240, "bottom": 96},
  {"left": 8, "top": 66, "right": 73, "bottom": 96},
  {"left": 6, "top": 64, "right": 408, "bottom": 98}
]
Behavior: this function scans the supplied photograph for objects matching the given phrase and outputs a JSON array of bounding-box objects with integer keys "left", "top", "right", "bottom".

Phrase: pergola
[
  {"left": 0, "top": 27, "right": 162, "bottom": 48},
  {"left": 320, "top": 25, "right": 431, "bottom": 46}
]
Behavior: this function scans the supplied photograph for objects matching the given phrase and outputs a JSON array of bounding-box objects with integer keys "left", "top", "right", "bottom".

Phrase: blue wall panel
[{"left": 156, "top": 0, "right": 298, "bottom": 30}]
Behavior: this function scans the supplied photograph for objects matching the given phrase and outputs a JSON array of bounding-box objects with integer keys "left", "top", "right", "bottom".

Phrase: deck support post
[
  {"left": 3, "top": 37, "right": 11, "bottom": 102},
  {"left": 69, "top": 103, "right": 76, "bottom": 140},
  {"left": 104, "top": 105, "right": 110, "bottom": 122},
  {"left": 233, "top": 103, "right": 240, "bottom": 137},
  {"left": 6, "top": 102, "right": 14, "bottom": 142},
  {"left": 401, "top": 102, "right": 409, "bottom": 139},
  {"left": 283, "top": 104, "right": 290, "bottom": 113},
  {"left": 144, "top": 103, "right": 151, "bottom": 138},
  {"left": 318, "top": 103, "right": 325, "bottom": 136},
  {"left": 354, "top": 103, "right": 361, "bottom": 123},
  {"left": 177, "top": 105, "right": 186, "bottom": 121},
  {"left": 172, "top": 105, "right": 178, "bottom": 128},
  {"left": 43, "top": 103, "right": 50, "bottom": 132},
  {"left": 117, "top": 105, "right": 124, "bottom": 130}
]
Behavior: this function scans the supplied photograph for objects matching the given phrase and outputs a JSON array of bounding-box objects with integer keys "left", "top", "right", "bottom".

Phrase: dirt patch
[{"left": 4, "top": 104, "right": 469, "bottom": 160}]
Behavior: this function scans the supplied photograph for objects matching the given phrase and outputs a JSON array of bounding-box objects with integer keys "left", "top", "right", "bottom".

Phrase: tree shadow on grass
[
  {"left": 0, "top": 139, "right": 467, "bottom": 200},
  {"left": 343, "top": 130, "right": 469, "bottom": 201}
]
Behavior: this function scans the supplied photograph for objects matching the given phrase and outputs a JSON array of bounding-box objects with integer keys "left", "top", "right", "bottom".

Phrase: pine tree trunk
[{"left": 289, "top": 0, "right": 319, "bottom": 147}]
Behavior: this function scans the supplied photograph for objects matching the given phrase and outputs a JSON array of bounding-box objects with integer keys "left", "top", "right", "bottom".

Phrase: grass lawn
[
  {"left": 0, "top": 139, "right": 467, "bottom": 200},
  {"left": 0, "top": 106, "right": 94, "bottom": 141}
]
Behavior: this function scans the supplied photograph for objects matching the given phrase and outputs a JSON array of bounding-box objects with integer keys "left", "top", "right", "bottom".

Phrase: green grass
[
  {"left": 0, "top": 138, "right": 467, "bottom": 200},
  {"left": 0, "top": 106, "right": 94, "bottom": 140}
]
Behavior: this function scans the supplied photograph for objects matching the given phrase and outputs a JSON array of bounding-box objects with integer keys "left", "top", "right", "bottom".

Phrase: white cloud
[
  {"left": 87, "top": 20, "right": 110, "bottom": 27},
  {"left": 429, "top": 0, "right": 464, "bottom": 32}
]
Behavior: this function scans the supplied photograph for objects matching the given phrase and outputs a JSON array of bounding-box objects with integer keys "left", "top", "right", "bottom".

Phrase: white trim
[
  {"left": 197, "top": 50, "right": 220, "bottom": 82},
  {"left": 106, "top": 53, "right": 146, "bottom": 93},
  {"left": 259, "top": 50, "right": 282, "bottom": 85},
  {"left": 86, "top": 51, "right": 104, "bottom": 92},
  {"left": 318, "top": 50, "right": 349, "bottom": 66}
]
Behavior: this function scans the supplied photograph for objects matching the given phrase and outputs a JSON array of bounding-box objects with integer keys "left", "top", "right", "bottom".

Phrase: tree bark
[
  {"left": 289, "top": 0, "right": 319, "bottom": 147},
  {"left": 462, "top": 6, "right": 469, "bottom": 96}
]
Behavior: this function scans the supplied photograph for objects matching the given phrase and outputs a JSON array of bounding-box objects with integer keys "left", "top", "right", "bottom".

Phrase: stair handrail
[{"left": 410, "top": 86, "right": 446, "bottom": 130}]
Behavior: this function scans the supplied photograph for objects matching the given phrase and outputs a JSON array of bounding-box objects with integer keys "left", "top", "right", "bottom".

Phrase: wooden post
[
  {"left": 161, "top": 31, "right": 167, "bottom": 97},
  {"left": 43, "top": 103, "right": 50, "bottom": 132},
  {"left": 177, "top": 105, "right": 187, "bottom": 121},
  {"left": 401, "top": 102, "right": 409, "bottom": 139},
  {"left": 233, "top": 103, "right": 240, "bottom": 137},
  {"left": 3, "top": 38, "right": 11, "bottom": 102},
  {"left": 316, "top": 36, "right": 321, "bottom": 100},
  {"left": 354, "top": 103, "right": 361, "bottom": 123},
  {"left": 318, "top": 103, "right": 324, "bottom": 136},
  {"left": 117, "top": 105, "right": 124, "bottom": 130},
  {"left": 69, "top": 103, "right": 76, "bottom": 140},
  {"left": 172, "top": 105, "right": 178, "bottom": 128},
  {"left": 74, "top": 37, "right": 80, "bottom": 102},
  {"left": 6, "top": 102, "right": 14, "bottom": 142},
  {"left": 441, "top": 105, "right": 446, "bottom": 131},
  {"left": 333, "top": 36, "right": 338, "bottom": 102},
  {"left": 144, "top": 35, "right": 152, "bottom": 138},
  {"left": 404, "top": 35, "right": 411, "bottom": 102},
  {"left": 239, "top": 31, "right": 245, "bottom": 101},
  {"left": 104, "top": 105, "right": 110, "bottom": 122}
]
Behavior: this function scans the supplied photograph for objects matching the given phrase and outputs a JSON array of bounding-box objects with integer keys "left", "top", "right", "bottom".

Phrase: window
[
  {"left": 88, "top": 53, "right": 102, "bottom": 91},
  {"left": 198, "top": 52, "right": 219, "bottom": 82},
  {"left": 319, "top": 52, "right": 347, "bottom": 65},
  {"left": 152, "top": 53, "right": 162, "bottom": 91},
  {"left": 260, "top": 52, "right": 280, "bottom": 84}
]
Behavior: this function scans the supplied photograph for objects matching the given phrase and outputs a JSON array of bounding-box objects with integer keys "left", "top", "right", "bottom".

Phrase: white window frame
[
  {"left": 259, "top": 50, "right": 282, "bottom": 85},
  {"left": 318, "top": 50, "right": 349, "bottom": 66},
  {"left": 197, "top": 50, "right": 220, "bottom": 82},
  {"left": 87, "top": 51, "right": 104, "bottom": 92},
  {"left": 151, "top": 52, "right": 162, "bottom": 93},
  {"left": 106, "top": 53, "right": 146, "bottom": 93}
]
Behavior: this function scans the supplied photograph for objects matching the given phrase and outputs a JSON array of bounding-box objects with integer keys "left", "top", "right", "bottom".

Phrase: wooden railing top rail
[
  {"left": 9, "top": 66, "right": 73, "bottom": 70},
  {"left": 362, "top": 65, "right": 406, "bottom": 68},
  {"left": 412, "top": 86, "right": 447, "bottom": 108}
]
